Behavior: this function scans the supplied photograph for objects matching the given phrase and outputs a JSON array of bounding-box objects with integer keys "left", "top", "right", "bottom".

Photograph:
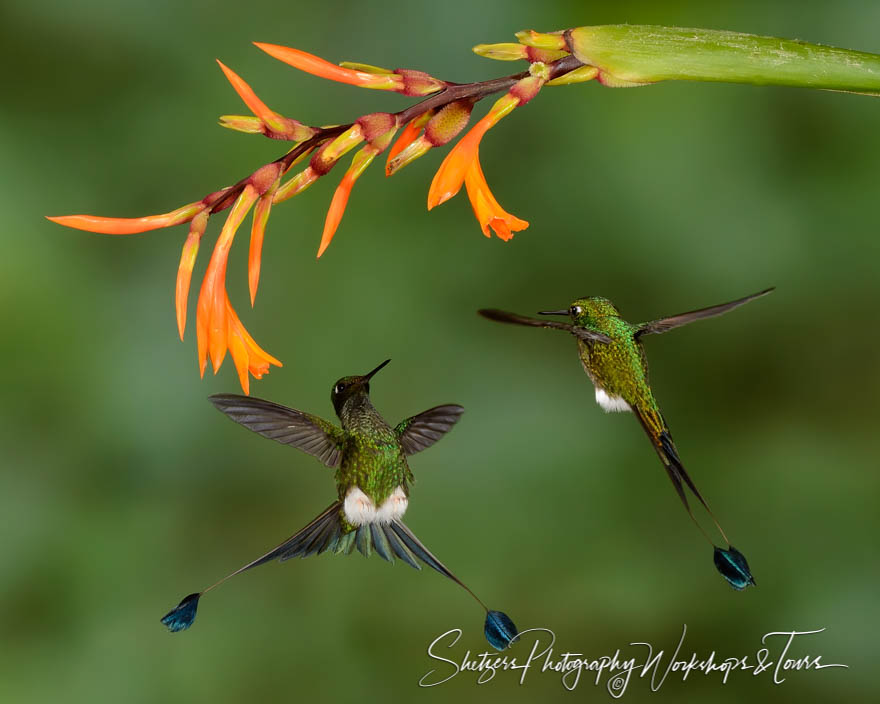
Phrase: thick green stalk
[{"left": 566, "top": 25, "right": 880, "bottom": 94}]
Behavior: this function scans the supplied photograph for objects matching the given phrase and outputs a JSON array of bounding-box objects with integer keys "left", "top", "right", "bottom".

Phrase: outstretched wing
[
  {"left": 209, "top": 394, "right": 345, "bottom": 468},
  {"left": 478, "top": 309, "right": 611, "bottom": 344},
  {"left": 635, "top": 288, "right": 774, "bottom": 337},
  {"left": 395, "top": 405, "right": 465, "bottom": 455}
]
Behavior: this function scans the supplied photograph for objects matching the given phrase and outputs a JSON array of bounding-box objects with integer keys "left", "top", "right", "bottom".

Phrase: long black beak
[
  {"left": 364, "top": 358, "right": 391, "bottom": 380},
  {"left": 538, "top": 309, "right": 568, "bottom": 316}
]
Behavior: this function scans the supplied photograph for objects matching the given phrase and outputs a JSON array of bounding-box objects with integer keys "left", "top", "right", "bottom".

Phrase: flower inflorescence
[{"left": 48, "top": 30, "right": 589, "bottom": 393}]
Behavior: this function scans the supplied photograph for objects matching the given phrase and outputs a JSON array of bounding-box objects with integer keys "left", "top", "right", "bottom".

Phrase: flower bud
[
  {"left": 515, "top": 29, "right": 567, "bottom": 51},
  {"left": 394, "top": 69, "right": 446, "bottom": 97},
  {"left": 546, "top": 65, "right": 600, "bottom": 86},
  {"left": 424, "top": 100, "right": 474, "bottom": 146}
]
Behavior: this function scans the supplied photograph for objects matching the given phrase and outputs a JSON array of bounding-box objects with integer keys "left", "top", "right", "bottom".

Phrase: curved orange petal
[
  {"left": 216, "top": 60, "right": 285, "bottom": 134},
  {"left": 196, "top": 185, "right": 259, "bottom": 374},
  {"left": 47, "top": 201, "right": 205, "bottom": 234},
  {"left": 319, "top": 172, "right": 355, "bottom": 259},
  {"left": 254, "top": 43, "right": 402, "bottom": 90},
  {"left": 248, "top": 189, "right": 276, "bottom": 306},
  {"left": 464, "top": 153, "right": 528, "bottom": 241},
  {"left": 317, "top": 147, "right": 377, "bottom": 258},
  {"left": 175, "top": 210, "right": 209, "bottom": 340},
  {"left": 226, "top": 324, "right": 251, "bottom": 395},
  {"left": 426, "top": 123, "right": 485, "bottom": 210},
  {"left": 386, "top": 115, "right": 427, "bottom": 174},
  {"left": 224, "top": 294, "right": 282, "bottom": 394},
  {"left": 233, "top": 310, "right": 282, "bottom": 369},
  {"left": 427, "top": 93, "right": 520, "bottom": 210}
]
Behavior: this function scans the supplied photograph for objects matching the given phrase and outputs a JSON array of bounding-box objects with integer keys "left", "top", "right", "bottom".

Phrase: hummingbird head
[
  {"left": 331, "top": 359, "right": 390, "bottom": 416},
  {"left": 539, "top": 297, "right": 620, "bottom": 327}
]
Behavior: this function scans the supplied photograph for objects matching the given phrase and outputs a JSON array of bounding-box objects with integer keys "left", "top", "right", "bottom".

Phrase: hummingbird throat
[{"left": 343, "top": 486, "right": 408, "bottom": 525}]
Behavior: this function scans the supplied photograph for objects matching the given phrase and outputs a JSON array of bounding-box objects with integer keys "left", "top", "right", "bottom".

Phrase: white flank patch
[
  {"left": 343, "top": 487, "right": 377, "bottom": 525},
  {"left": 375, "top": 486, "right": 408, "bottom": 524},
  {"left": 595, "top": 387, "right": 632, "bottom": 413}
]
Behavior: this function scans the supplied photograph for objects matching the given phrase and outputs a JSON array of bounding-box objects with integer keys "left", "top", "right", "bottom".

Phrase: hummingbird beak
[
  {"left": 538, "top": 309, "right": 568, "bottom": 317},
  {"left": 364, "top": 358, "right": 391, "bottom": 381}
]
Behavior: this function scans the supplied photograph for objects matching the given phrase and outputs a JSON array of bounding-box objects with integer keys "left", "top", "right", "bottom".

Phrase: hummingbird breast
[
  {"left": 576, "top": 333, "right": 647, "bottom": 413},
  {"left": 336, "top": 421, "right": 413, "bottom": 527}
]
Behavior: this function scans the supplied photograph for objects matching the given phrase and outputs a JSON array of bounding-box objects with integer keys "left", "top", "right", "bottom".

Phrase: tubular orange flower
[
  {"left": 318, "top": 146, "right": 378, "bottom": 258},
  {"left": 196, "top": 185, "right": 259, "bottom": 376},
  {"left": 46, "top": 201, "right": 206, "bottom": 234},
  {"left": 427, "top": 93, "right": 519, "bottom": 210},
  {"left": 216, "top": 60, "right": 315, "bottom": 141},
  {"left": 464, "top": 151, "right": 528, "bottom": 241},
  {"left": 248, "top": 189, "right": 276, "bottom": 306},
  {"left": 386, "top": 113, "right": 430, "bottom": 173},
  {"left": 217, "top": 60, "right": 284, "bottom": 131},
  {"left": 176, "top": 209, "right": 209, "bottom": 340},
  {"left": 254, "top": 42, "right": 404, "bottom": 90}
]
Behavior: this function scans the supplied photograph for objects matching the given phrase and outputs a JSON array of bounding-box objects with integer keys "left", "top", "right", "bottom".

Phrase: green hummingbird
[
  {"left": 161, "top": 359, "right": 517, "bottom": 649},
  {"left": 478, "top": 289, "right": 774, "bottom": 590}
]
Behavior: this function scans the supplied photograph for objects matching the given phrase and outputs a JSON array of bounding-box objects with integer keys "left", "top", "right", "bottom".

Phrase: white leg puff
[
  {"left": 343, "top": 487, "right": 377, "bottom": 525},
  {"left": 595, "top": 387, "right": 632, "bottom": 413},
  {"left": 376, "top": 486, "right": 408, "bottom": 524}
]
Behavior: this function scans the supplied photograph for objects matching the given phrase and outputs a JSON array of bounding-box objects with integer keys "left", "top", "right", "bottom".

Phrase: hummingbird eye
[
  {"left": 570, "top": 305, "right": 583, "bottom": 316},
  {"left": 334, "top": 383, "right": 345, "bottom": 394}
]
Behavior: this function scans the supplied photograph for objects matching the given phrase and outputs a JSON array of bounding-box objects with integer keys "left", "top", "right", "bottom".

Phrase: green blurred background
[{"left": 2, "top": 0, "right": 878, "bottom": 701}]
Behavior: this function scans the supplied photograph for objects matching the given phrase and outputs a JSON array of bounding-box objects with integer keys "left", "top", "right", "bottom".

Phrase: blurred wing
[
  {"left": 209, "top": 394, "right": 345, "bottom": 468},
  {"left": 478, "top": 309, "right": 611, "bottom": 343},
  {"left": 395, "top": 405, "right": 465, "bottom": 455},
  {"left": 636, "top": 288, "right": 774, "bottom": 337},
  {"left": 478, "top": 308, "right": 573, "bottom": 332},
  {"left": 571, "top": 326, "right": 612, "bottom": 344}
]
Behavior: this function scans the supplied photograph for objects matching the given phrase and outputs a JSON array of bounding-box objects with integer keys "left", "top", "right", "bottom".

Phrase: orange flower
[
  {"left": 216, "top": 60, "right": 313, "bottom": 141},
  {"left": 248, "top": 191, "right": 275, "bottom": 306},
  {"left": 175, "top": 209, "right": 209, "bottom": 340},
  {"left": 196, "top": 186, "right": 257, "bottom": 376},
  {"left": 224, "top": 293, "right": 282, "bottom": 395},
  {"left": 426, "top": 92, "right": 529, "bottom": 239},
  {"left": 427, "top": 94, "right": 519, "bottom": 210},
  {"left": 464, "top": 151, "right": 528, "bottom": 241},
  {"left": 46, "top": 201, "right": 206, "bottom": 234},
  {"left": 318, "top": 145, "right": 378, "bottom": 258},
  {"left": 386, "top": 113, "right": 430, "bottom": 174},
  {"left": 254, "top": 43, "right": 403, "bottom": 90}
]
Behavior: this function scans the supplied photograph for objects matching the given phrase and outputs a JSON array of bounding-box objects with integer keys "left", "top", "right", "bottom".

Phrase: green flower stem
[{"left": 566, "top": 25, "right": 880, "bottom": 94}]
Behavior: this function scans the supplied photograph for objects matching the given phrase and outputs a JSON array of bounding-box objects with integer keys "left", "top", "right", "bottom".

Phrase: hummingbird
[
  {"left": 478, "top": 289, "right": 774, "bottom": 590},
  {"left": 161, "top": 359, "right": 517, "bottom": 650}
]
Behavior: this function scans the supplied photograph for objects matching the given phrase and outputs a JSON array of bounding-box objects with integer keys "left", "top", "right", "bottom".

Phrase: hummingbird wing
[
  {"left": 209, "top": 394, "right": 345, "bottom": 468},
  {"left": 635, "top": 287, "right": 774, "bottom": 337},
  {"left": 478, "top": 309, "right": 611, "bottom": 343},
  {"left": 395, "top": 405, "right": 465, "bottom": 455}
]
